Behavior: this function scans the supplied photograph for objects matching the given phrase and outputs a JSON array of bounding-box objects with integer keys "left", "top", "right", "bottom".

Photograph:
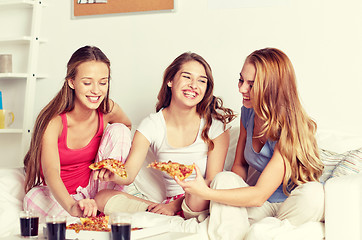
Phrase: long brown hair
[
  {"left": 246, "top": 48, "right": 323, "bottom": 194},
  {"left": 24, "top": 46, "right": 112, "bottom": 193},
  {"left": 156, "top": 52, "right": 236, "bottom": 150}
]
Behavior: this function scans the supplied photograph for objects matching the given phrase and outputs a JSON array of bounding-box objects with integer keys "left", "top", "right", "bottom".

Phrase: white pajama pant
[
  {"left": 23, "top": 123, "right": 131, "bottom": 220},
  {"left": 207, "top": 171, "right": 325, "bottom": 240}
]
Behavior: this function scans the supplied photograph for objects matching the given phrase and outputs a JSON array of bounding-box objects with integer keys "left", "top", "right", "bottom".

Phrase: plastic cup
[
  {"left": 110, "top": 212, "right": 132, "bottom": 240},
  {"left": 46, "top": 215, "right": 67, "bottom": 240},
  {"left": 19, "top": 211, "right": 39, "bottom": 238}
]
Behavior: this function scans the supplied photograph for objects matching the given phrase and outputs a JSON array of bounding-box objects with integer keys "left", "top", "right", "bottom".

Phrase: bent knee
[
  {"left": 94, "top": 189, "right": 122, "bottom": 212},
  {"left": 210, "top": 171, "right": 247, "bottom": 190},
  {"left": 105, "top": 123, "right": 131, "bottom": 138},
  {"left": 298, "top": 182, "right": 324, "bottom": 202},
  {"left": 292, "top": 181, "right": 325, "bottom": 211}
]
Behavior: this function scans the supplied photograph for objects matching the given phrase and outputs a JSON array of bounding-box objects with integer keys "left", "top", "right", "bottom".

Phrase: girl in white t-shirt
[{"left": 93, "top": 52, "right": 235, "bottom": 217}]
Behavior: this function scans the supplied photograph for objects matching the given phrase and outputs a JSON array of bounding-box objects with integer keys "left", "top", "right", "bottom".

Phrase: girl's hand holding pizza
[
  {"left": 91, "top": 158, "right": 128, "bottom": 182},
  {"left": 175, "top": 165, "right": 211, "bottom": 199},
  {"left": 93, "top": 168, "right": 118, "bottom": 182}
]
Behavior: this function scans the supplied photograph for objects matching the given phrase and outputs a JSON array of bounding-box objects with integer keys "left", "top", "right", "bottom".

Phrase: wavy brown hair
[
  {"left": 156, "top": 52, "right": 236, "bottom": 150},
  {"left": 24, "top": 46, "right": 112, "bottom": 193},
  {"left": 246, "top": 48, "right": 323, "bottom": 194}
]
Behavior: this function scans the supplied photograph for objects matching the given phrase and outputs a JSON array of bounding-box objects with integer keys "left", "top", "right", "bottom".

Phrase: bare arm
[
  {"left": 205, "top": 129, "right": 230, "bottom": 184},
  {"left": 231, "top": 120, "right": 248, "bottom": 180},
  {"left": 177, "top": 143, "right": 285, "bottom": 207},
  {"left": 104, "top": 100, "right": 132, "bottom": 129},
  {"left": 41, "top": 117, "right": 97, "bottom": 217},
  {"left": 183, "top": 128, "right": 230, "bottom": 212},
  {"left": 93, "top": 130, "right": 150, "bottom": 185}
]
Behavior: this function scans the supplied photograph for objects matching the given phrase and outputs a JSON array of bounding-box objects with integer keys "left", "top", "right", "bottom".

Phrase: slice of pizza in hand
[
  {"left": 89, "top": 158, "right": 127, "bottom": 179},
  {"left": 147, "top": 160, "right": 195, "bottom": 180}
]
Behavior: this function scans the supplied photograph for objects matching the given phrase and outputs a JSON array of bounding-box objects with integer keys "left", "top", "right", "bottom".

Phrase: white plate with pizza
[{"left": 61, "top": 215, "right": 168, "bottom": 240}]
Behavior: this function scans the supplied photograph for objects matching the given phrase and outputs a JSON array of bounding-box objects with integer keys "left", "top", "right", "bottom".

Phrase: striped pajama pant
[{"left": 23, "top": 123, "right": 132, "bottom": 219}]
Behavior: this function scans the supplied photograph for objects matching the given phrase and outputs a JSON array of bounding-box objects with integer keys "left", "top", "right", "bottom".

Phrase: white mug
[{"left": 0, "top": 109, "right": 14, "bottom": 129}]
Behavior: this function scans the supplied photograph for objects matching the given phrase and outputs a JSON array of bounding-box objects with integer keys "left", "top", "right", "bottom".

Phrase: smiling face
[
  {"left": 68, "top": 60, "right": 109, "bottom": 110},
  {"left": 238, "top": 62, "right": 256, "bottom": 109},
  {"left": 167, "top": 60, "right": 208, "bottom": 110}
]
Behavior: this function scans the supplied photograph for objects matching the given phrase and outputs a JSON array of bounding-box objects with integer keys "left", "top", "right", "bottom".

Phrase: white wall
[
  {"left": 36, "top": 0, "right": 362, "bottom": 135},
  {"left": 23, "top": 0, "right": 360, "bottom": 166},
  {"left": 0, "top": 0, "right": 360, "bottom": 167}
]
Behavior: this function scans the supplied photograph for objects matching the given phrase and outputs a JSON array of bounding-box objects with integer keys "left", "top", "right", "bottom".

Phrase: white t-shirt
[{"left": 137, "top": 110, "right": 227, "bottom": 197}]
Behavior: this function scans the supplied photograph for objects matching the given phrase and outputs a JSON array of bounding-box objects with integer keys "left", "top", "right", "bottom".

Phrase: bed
[{"left": 0, "top": 125, "right": 361, "bottom": 239}]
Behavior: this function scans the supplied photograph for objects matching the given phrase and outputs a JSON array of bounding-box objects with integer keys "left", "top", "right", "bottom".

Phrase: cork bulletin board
[{"left": 73, "top": 0, "right": 175, "bottom": 17}]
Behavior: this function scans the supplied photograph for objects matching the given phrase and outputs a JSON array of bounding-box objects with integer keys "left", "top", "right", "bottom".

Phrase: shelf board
[
  {"left": 0, "top": 73, "right": 27, "bottom": 79},
  {"left": 0, "top": 36, "right": 31, "bottom": 43},
  {"left": 0, "top": 0, "right": 35, "bottom": 7},
  {"left": 0, "top": 73, "right": 47, "bottom": 79},
  {"left": 0, "top": 36, "right": 47, "bottom": 44},
  {"left": 0, "top": 128, "right": 23, "bottom": 134}
]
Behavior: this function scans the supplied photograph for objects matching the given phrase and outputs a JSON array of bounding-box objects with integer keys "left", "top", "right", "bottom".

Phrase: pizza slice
[
  {"left": 80, "top": 215, "right": 109, "bottom": 228},
  {"left": 147, "top": 160, "right": 195, "bottom": 180},
  {"left": 67, "top": 215, "right": 110, "bottom": 232},
  {"left": 89, "top": 158, "right": 127, "bottom": 179}
]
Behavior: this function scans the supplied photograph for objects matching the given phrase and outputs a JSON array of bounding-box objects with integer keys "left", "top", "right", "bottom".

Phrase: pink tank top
[{"left": 58, "top": 110, "right": 104, "bottom": 194}]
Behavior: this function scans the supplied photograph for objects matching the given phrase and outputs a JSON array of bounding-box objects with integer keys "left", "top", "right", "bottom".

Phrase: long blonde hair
[
  {"left": 246, "top": 48, "right": 323, "bottom": 194},
  {"left": 24, "top": 46, "right": 112, "bottom": 193},
  {"left": 156, "top": 52, "right": 236, "bottom": 150}
]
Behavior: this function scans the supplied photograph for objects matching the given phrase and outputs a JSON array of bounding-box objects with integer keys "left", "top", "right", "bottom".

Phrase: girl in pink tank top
[
  {"left": 23, "top": 46, "right": 132, "bottom": 219},
  {"left": 57, "top": 110, "right": 104, "bottom": 195}
]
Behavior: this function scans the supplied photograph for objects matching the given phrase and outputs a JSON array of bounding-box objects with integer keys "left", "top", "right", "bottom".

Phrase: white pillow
[
  {"left": 319, "top": 149, "right": 345, "bottom": 183},
  {"left": 317, "top": 129, "right": 362, "bottom": 154},
  {"left": 0, "top": 168, "right": 26, "bottom": 237},
  {"left": 331, "top": 148, "right": 362, "bottom": 178}
]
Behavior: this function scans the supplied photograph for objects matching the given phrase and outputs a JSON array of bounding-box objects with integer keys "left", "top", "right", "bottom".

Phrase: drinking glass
[
  {"left": 46, "top": 215, "right": 67, "bottom": 240},
  {"left": 110, "top": 212, "right": 132, "bottom": 240},
  {"left": 19, "top": 210, "right": 39, "bottom": 238}
]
